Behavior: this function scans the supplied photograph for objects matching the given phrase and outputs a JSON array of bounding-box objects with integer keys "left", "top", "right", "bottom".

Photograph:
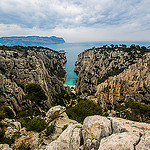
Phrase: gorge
[{"left": 0, "top": 43, "right": 150, "bottom": 150}]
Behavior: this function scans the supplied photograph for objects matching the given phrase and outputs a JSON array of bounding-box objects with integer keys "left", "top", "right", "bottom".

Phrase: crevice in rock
[
  {"left": 107, "top": 117, "right": 113, "bottom": 135},
  {"left": 133, "top": 133, "right": 142, "bottom": 150}
]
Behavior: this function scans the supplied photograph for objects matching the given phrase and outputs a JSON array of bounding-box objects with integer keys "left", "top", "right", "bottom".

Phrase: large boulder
[
  {"left": 98, "top": 132, "right": 139, "bottom": 150},
  {"left": 45, "top": 105, "right": 66, "bottom": 123},
  {"left": 46, "top": 123, "right": 83, "bottom": 150},
  {"left": 82, "top": 115, "right": 112, "bottom": 150},
  {"left": 109, "top": 117, "right": 150, "bottom": 136}
]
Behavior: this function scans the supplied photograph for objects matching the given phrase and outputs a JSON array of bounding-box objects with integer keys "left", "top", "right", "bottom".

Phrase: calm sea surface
[{"left": 47, "top": 41, "right": 150, "bottom": 85}]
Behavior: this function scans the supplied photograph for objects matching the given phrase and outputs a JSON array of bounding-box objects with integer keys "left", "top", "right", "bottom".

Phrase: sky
[{"left": 0, "top": 0, "right": 150, "bottom": 42}]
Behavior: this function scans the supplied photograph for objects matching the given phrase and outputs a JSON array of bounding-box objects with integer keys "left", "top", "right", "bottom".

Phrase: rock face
[
  {"left": 45, "top": 105, "right": 66, "bottom": 123},
  {"left": 74, "top": 46, "right": 149, "bottom": 97},
  {"left": 46, "top": 115, "right": 150, "bottom": 150},
  {"left": 0, "top": 46, "right": 67, "bottom": 111},
  {"left": 46, "top": 123, "right": 83, "bottom": 150},
  {"left": 82, "top": 115, "right": 112, "bottom": 150},
  {"left": 98, "top": 132, "right": 139, "bottom": 150},
  {"left": 96, "top": 53, "right": 150, "bottom": 111}
]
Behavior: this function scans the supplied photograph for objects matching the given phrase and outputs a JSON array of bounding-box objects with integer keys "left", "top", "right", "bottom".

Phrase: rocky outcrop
[
  {"left": 74, "top": 46, "right": 149, "bottom": 97},
  {"left": 1, "top": 106, "right": 150, "bottom": 150},
  {"left": 0, "top": 46, "right": 67, "bottom": 111},
  {"left": 96, "top": 53, "right": 150, "bottom": 111},
  {"left": 46, "top": 123, "right": 83, "bottom": 150},
  {"left": 45, "top": 115, "right": 150, "bottom": 150},
  {"left": 45, "top": 105, "right": 66, "bottom": 123}
]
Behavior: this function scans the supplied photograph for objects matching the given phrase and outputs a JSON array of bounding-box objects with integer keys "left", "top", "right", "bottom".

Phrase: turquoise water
[{"left": 46, "top": 41, "right": 150, "bottom": 85}]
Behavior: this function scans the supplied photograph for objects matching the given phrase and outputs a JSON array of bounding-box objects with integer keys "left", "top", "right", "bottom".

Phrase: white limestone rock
[
  {"left": 82, "top": 115, "right": 112, "bottom": 150},
  {"left": 98, "top": 132, "right": 139, "bottom": 150},
  {"left": 45, "top": 105, "right": 66, "bottom": 123},
  {"left": 46, "top": 123, "right": 82, "bottom": 150}
]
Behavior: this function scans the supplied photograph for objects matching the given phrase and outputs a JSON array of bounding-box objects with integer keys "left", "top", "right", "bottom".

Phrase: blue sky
[{"left": 0, "top": 0, "right": 150, "bottom": 42}]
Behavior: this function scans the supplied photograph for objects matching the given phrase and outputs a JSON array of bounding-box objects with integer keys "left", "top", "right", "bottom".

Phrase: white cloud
[{"left": 0, "top": 0, "right": 150, "bottom": 42}]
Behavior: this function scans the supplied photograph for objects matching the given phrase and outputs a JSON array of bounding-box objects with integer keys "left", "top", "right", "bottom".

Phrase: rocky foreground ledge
[{"left": 0, "top": 106, "right": 149, "bottom": 150}]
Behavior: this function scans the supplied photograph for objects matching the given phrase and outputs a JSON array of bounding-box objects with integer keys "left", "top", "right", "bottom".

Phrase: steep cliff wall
[
  {"left": 96, "top": 53, "right": 150, "bottom": 111},
  {"left": 75, "top": 46, "right": 145, "bottom": 96},
  {"left": 0, "top": 46, "right": 67, "bottom": 111},
  {"left": 75, "top": 45, "right": 150, "bottom": 121}
]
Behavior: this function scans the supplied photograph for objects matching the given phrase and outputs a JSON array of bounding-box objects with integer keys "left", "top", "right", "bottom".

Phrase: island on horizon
[{"left": 0, "top": 36, "right": 65, "bottom": 46}]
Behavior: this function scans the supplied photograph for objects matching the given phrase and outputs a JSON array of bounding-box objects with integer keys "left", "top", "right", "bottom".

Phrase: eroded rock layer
[
  {"left": 96, "top": 53, "right": 150, "bottom": 111},
  {"left": 0, "top": 46, "right": 67, "bottom": 111}
]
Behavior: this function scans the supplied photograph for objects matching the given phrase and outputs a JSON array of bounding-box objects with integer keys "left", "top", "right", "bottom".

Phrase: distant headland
[{"left": 0, "top": 36, "right": 65, "bottom": 46}]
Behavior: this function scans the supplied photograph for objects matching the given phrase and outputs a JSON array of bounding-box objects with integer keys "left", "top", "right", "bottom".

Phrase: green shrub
[
  {"left": 0, "top": 105, "right": 14, "bottom": 120},
  {"left": 66, "top": 100, "right": 102, "bottom": 123},
  {"left": 26, "top": 117, "right": 47, "bottom": 132},
  {"left": 25, "top": 83, "right": 47, "bottom": 104},
  {"left": 14, "top": 143, "right": 31, "bottom": 150},
  {"left": 0, "top": 135, "right": 15, "bottom": 146},
  {"left": 45, "top": 122, "right": 56, "bottom": 136},
  {"left": 116, "top": 99, "right": 150, "bottom": 122}
]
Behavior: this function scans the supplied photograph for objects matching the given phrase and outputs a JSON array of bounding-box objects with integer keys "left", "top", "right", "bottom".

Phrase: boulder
[
  {"left": 109, "top": 117, "right": 150, "bottom": 136},
  {"left": 46, "top": 123, "right": 83, "bottom": 150},
  {"left": 98, "top": 132, "right": 139, "bottom": 150},
  {"left": 0, "top": 144, "right": 12, "bottom": 150},
  {"left": 45, "top": 105, "right": 66, "bottom": 123},
  {"left": 82, "top": 115, "right": 112, "bottom": 150}
]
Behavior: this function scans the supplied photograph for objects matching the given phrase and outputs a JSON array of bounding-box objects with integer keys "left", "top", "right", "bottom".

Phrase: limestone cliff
[
  {"left": 75, "top": 45, "right": 150, "bottom": 122},
  {"left": 0, "top": 46, "right": 67, "bottom": 111},
  {"left": 74, "top": 45, "right": 149, "bottom": 96},
  {"left": 96, "top": 53, "right": 150, "bottom": 112}
]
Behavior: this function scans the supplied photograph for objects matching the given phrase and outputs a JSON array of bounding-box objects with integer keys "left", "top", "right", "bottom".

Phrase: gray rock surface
[
  {"left": 96, "top": 53, "right": 150, "bottom": 112},
  {"left": 46, "top": 123, "right": 83, "bottom": 150},
  {"left": 45, "top": 105, "right": 66, "bottom": 123},
  {"left": 82, "top": 115, "right": 112, "bottom": 150},
  {"left": 0, "top": 144, "right": 12, "bottom": 150},
  {"left": 0, "top": 46, "right": 67, "bottom": 111},
  {"left": 98, "top": 132, "right": 139, "bottom": 150}
]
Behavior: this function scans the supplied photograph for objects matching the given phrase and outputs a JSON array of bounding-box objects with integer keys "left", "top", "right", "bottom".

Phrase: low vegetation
[
  {"left": 66, "top": 100, "right": 102, "bottom": 123},
  {"left": 116, "top": 99, "right": 150, "bottom": 122},
  {"left": 26, "top": 117, "right": 47, "bottom": 132}
]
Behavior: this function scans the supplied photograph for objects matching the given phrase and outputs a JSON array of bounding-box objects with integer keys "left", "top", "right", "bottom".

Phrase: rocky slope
[
  {"left": 75, "top": 45, "right": 150, "bottom": 120},
  {"left": 1, "top": 106, "right": 150, "bottom": 150},
  {"left": 0, "top": 46, "right": 67, "bottom": 111},
  {"left": 96, "top": 53, "right": 150, "bottom": 111},
  {"left": 74, "top": 45, "right": 149, "bottom": 96},
  {"left": 0, "top": 36, "right": 65, "bottom": 46}
]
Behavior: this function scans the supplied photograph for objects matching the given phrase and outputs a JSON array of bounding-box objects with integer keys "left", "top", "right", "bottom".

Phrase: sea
[{"left": 46, "top": 41, "right": 150, "bottom": 85}]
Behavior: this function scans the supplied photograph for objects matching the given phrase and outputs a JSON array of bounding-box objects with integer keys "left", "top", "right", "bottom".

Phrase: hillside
[{"left": 0, "top": 36, "right": 65, "bottom": 46}]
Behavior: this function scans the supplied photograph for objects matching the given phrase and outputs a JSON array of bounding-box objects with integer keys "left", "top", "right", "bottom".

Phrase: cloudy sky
[{"left": 0, "top": 0, "right": 150, "bottom": 42}]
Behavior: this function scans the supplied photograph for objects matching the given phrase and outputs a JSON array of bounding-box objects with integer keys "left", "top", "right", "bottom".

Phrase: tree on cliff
[
  {"left": 25, "top": 83, "right": 47, "bottom": 104},
  {"left": 24, "top": 83, "right": 48, "bottom": 117}
]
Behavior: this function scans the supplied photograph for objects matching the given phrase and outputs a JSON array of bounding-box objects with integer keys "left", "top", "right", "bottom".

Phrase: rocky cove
[{"left": 0, "top": 44, "right": 150, "bottom": 150}]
